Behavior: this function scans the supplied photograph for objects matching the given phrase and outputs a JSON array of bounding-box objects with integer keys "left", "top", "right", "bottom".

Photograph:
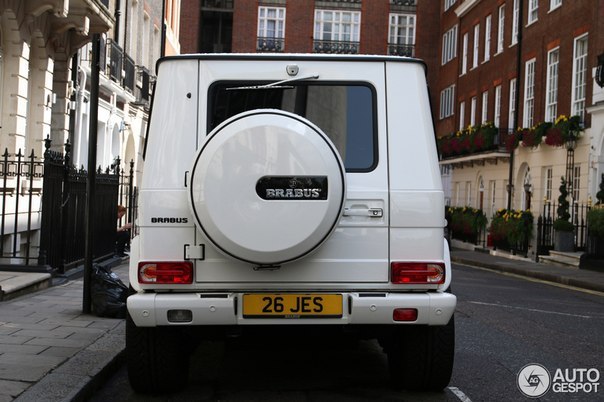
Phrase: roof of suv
[{"left": 156, "top": 53, "right": 427, "bottom": 72}]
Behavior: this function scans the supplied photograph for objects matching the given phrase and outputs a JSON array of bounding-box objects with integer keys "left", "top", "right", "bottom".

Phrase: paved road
[{"left": 90, "top": 264, "right": 604, "bottom": 401}]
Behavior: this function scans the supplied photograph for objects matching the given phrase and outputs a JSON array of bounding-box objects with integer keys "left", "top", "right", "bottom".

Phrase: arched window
[{"left": 521, "top": 169, "right": 532, "bottom": 211}]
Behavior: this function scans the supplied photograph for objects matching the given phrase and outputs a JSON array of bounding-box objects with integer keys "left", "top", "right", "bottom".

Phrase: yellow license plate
[{"left": 243, "top": 294, "right": 343, "bottom": 318}]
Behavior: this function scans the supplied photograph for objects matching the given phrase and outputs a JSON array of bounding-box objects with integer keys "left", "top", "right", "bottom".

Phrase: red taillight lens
[
  {"left": 393, "top": 308, "right": 418, "bottom": 322},
  {"left": 138, "top": 261, "right": 193, "bottom": 284},
  {"left": 391, "top": 262, "right": 445, "bottom": 284}
]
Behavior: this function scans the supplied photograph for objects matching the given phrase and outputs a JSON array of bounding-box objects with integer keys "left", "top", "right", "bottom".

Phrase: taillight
[
  {"left": 138, "top": 261, "right": 193, "bottom": 284},
  {"left": 391, "top": 262, "right": 445, "bottom": 284},
  {"left": 393, "top": 308, "right": 418, "bottom": 322}
]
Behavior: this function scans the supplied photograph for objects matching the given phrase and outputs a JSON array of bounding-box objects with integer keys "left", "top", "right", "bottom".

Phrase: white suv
[{"left": 126, "top": 54, "right": 456, "bottom": 393}]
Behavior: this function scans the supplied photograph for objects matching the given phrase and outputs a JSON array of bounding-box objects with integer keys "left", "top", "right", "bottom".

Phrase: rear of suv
[{"left": 127, "top": 54, "right": 456, "bottom": 393}]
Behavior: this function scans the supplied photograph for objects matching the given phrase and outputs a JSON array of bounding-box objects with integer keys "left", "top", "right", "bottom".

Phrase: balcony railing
[
  {"left": 107, "top": 39, "right": 123, "bottom": 84},
  {"left": 313, "top": 40, "right": 359, "bottom": 54},
  {"left": 202, "top": 0, "right": 233, "bottom": 9},
  {"left": 257, "top": 37, "right": 284, "bottom": 52},
  {"left": 390, "top": 0, "right": 416, "bottom": 5},
  {"left": 123, "top": 54, "right": 136, "bottom": 94},
  {"left": 438, "top": 127, "right": 512, "bottom": 160},
  {"left": 388, "top": 43, "right": 415, "bottom": 57}
]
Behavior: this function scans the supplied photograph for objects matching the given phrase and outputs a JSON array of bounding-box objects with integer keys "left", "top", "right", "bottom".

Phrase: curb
[{"left": 451, "top": 255, "right": 604, "bottom": 294}]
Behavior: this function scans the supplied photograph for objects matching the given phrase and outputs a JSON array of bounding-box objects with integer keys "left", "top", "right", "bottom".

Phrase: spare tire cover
[{"left": 189, "top": 109, "right": 346, "bottom": 265}]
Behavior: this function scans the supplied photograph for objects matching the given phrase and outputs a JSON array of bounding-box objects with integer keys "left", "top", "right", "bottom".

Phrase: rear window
[{"left": 208, "top": 82, "right": 377, "bottom": 172}]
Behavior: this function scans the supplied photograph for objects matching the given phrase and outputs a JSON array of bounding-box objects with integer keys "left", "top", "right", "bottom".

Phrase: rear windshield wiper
[{"left": 226, "top": 74, "right": 320, "bottom": 90}]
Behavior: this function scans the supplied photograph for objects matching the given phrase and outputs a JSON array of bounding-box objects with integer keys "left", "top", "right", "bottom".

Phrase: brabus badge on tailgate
[{"left": 256, "top": 176, "right": 328, "bottom": 200}]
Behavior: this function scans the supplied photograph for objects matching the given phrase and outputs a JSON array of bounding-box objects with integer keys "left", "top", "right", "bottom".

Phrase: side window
[{"left": 208, "top": 83, "right": 376, "bottom": 172}]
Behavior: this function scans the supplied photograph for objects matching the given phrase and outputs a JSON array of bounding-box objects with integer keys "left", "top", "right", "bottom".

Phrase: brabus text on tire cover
[{"left": 255, "top": 176, "right": 328, "bottom": 200}]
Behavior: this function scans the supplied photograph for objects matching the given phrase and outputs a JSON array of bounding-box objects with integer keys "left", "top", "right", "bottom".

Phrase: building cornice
[{"left": 455, "top": 0, "right": 480, "bottom": 18}]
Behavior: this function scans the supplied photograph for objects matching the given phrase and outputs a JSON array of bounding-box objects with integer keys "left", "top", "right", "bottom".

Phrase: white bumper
[{"left": 127, "top": 292, "right": 456, "bottom": 327}]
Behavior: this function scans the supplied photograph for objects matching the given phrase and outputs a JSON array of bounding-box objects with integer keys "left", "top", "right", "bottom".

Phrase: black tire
[
  {"left": 126, "top": 313, "right": 191, "bottom": 394},
  {"left": 386, "top": 316, "right": 455, "bottom": 391}
]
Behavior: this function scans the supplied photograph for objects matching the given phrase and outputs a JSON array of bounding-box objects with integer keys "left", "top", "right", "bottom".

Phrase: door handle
[{"left": 343, "top": 208, "right": 383, "bottom": 217}]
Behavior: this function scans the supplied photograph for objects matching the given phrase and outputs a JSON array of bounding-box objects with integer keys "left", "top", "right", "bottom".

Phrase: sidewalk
[
  {"left": 0, "top": 249, "right": 603, "bottom": 401},
  {"left": 0, "top": 262, "right": 129, "bottom": 402}
]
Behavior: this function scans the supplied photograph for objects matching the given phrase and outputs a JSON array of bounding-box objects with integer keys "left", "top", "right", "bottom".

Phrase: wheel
[
  {"left": 386, "top": 316, "right": 455, "bottom": 391},
  {"left": 189, "top": 109, "right": 346, "bottom": 265},
  {"left": 126, "top": 313, "right": 191, "bottom": 394}
]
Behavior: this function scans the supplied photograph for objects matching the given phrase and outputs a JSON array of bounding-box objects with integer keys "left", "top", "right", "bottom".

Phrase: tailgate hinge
[{"left": 184, "top": 244, "right": 205, "bottom": 260}]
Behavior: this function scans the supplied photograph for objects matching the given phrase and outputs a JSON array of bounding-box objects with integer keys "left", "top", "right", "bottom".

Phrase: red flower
[
  {"left": 505, "top": 133, "right": 519, "bottom": 152},
  {"left": 545, "top": 127, "right": 564, "bottom": 147}
]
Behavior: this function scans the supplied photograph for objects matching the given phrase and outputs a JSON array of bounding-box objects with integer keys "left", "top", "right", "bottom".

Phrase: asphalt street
[{"left": 89, "top": 263, "right": 604, "bottom": 401}]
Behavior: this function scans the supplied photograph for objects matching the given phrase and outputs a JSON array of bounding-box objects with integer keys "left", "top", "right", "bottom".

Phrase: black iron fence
[
  {"left": 536, "top": 201, "right": 590, "bottom": 254},
  {"left": 0, "top": 139, "right": 135, "bottom": 273},
  {"left": 0, "top": 149, "right": 44, "bottom": 266}
]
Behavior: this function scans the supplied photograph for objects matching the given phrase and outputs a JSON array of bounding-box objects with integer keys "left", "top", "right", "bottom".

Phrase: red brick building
[
  {"left": 177, "top": 0, "right": 604, "bottom": 256},
  {"left": 422, "top": 0, "right": 604, "bottom": 257},
  {"left": 179, "top": 0, "right": 418, "bottom": 56}
]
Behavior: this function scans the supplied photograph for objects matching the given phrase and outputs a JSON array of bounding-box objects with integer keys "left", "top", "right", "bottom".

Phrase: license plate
[{"left": 243, "top": 294, "right": 343, "bottom": 318}]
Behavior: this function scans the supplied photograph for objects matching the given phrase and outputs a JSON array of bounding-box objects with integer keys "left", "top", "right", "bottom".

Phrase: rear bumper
[{"left": 127, "top": 291, "right": 456, "bottom": 327}]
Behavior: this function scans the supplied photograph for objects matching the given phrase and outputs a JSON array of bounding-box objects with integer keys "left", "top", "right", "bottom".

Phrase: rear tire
[
  {"left": 126, "top": 313, "right": 191, "bottom": 394},
  {"left": 386, "top": 316, "right": 455, "bottom": 391}
]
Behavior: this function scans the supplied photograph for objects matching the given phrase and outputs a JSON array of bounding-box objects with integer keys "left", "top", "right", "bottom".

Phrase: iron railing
[
  {"left": 107, "top": 39, "right": 124, "bottom": 84},
  {"left": 257, "top": 37, "right": 284, "bottom": 52},
  {"left": 123, "top": 54, "right": 136, "bottom": 93},
  {"left": 313, "top": 40, "right": 359, "bottom": 54},
  {"left": 0, "top": 149, "right": 44, "bottom": 266},
  {"left": 388, "top": 43, "right": 415, "bottom": 57},
  {"left": 536, "top": 201, "right": 590, "bottom": 255}
]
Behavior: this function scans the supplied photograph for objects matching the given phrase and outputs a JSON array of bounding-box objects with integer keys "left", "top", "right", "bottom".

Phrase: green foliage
[
  {"left": 587, "top": 208, "right": 604, "bottom": 238},
  {"left": 596, "top": 174, "right": 604, "bottom": 205},
  {"left": 447, "top": 206, "right": 487, "bottom": 243},
  {"left": 555, "top": 177, "right": 573, "bottom": 232},
  {"left": 489, "top": 209, "right": 534, "bottom": 249}
]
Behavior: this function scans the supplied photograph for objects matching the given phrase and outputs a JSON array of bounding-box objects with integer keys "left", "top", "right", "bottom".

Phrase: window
[
  {"left": 459, "top": 101, "right": 465, "bottom": 130},
  {"left": 481, "top": 91, "right": 488, "bottom": 123},
  {"left": 509, "top": 78, "right": 517, "bottom": 129},
  {"left": 455, "top": 182, "right": 460, "bottom": 205},
  {"left": 572, "top": 34, "right": 588, "bottom": 119},
  {"left": 544, "top": 167, "right": 553, "bottom": 202},
  {"left": 528, "top": 0, "right": 538, "bottom": 24},
  {"left": 523, "top": 59, "right": 536, "bottom": 127},
  {"left": 389, "top": 14, "right": 416, "bottom": 45},
  {"left": 314, "top": 10, "right": 361, "bottom": 42},
  {"left": 470, "top": 96, "right": 477, "bottom": 126},
  {"left": 444, "top": 0, "right": 457, "bottom": 11},
  {"left": 550, "top": 0, "right": 562, "bottom": 10},
  {"left": 494, "top": 85, "right": 502, "bottom": 128},
  {"left": 442, "top": 25, "right": 458, "bottom": 65},
  {"left": 573, "top": 165, "right": 581, "bottom": 201},
  {"left": 484, "top": 15, "right": 491, "bottom": 62},
  {"left": 466, "top": 181, "right": 472, "bottom": 206},
  {"left": 545, "top": 47, "right": 559, "bottom": 122},
  {"left": 209, "top": 82, "right": 375, "bottom": 171},
  {"left": 472, "top": 24, "right": 480, "bottom": 68},
  {"left": 512, "top": 0, "right": 519, "bottom": 45},
  {"left": 258, "top": 7, "right": 286, "bottom": 50},
  {"left": 497, "top": 5, "right": 505, "bottom": 53},
  {"left": 461, "top": 32, "right": 468, "bottom": 74},
  {"left": 440, "top": 85, "right": 455, "bottom": 119},
  {"left": 489, "top": 180, "right": 497, "bottom": 218}
]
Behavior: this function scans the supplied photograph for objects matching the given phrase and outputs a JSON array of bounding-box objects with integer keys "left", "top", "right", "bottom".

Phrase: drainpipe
[
  {"left": 507, "top": 0, "right": 524, "bottom": 211},
  {"left": 160, "top": 0, "right": 167, "bottom": 57},
  {"left": 115, "top": 0, "right": 122, "bottom": 46}
]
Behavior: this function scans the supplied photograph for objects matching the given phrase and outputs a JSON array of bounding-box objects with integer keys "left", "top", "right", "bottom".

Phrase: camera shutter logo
[{"left": 517, "top": 364, "right": 551, "bottom": 398}]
